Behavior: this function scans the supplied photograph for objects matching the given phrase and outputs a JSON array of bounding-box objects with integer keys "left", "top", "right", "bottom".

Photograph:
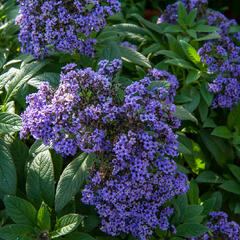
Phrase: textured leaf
[
  {"left": 196, "top": 171, "right": 223, "bottom": 184},
  {"left": 165, "top": 58, "right": 196, "bottom": 70},
  {"left": 186, "top": 70, "right": 201, "bottom": 85},
  {"left": 228, "top": 164, "right": 240, "bottom": 180},
  {"left": 176, "top": 223, "right": 209, "bottom": 237},
  {"left": 65, "top": 232, "right": 96, "bottom": 240},
  {"left": 219, "top": 180, "right": 240, "bottom": 195},
  {"left": 175, "top": 106, "right": 198, "bottom": 123},
  {"left": 183, "top": 205, "right": 203, "bottom": 222},
  {"left": 99, "top": 41, "right": 121, "bottom": 61},
  {"left": 211, "top": 126, "right": 232, "bottom": 139},
  {"left": 180, "top": 40, "right": 201, "bottom": 64},
  {"left": 55, "top": 153, "right": 95, "bottom": 211},
  {"left": 4, "top": 195, "right": 37, "bottom": 226},
  {"left": 37, "top": 202, "right": 51, "bottom": 231},
  {"left": 0, "top": 139, "right": 16, "bottom": 199},
  {"left": 196, "top": 32, "right": 220, "bottom": 41},
  {"left": 188, "top": 179, "right": 199, "bottom": 205},
  {"left": 51, "top": 214, "right": 83, "bottom": 238},
  {"left": 120, "top": 46, "right": 151, "bottom": 68},
  {"left": 26, "top": 150, "right": 55, "bottom": 208},
  {"left": 4, "top": 60, "right": 49, "bottom": 103},
  {"left": 0, "top": 224, "right": 35, "bottom": 240},
  {"left": 228, "top": 102, "right": 240, "bottom": 130},
  {"left": 0, "top": 112, "right": 22, "bottom": 133}
]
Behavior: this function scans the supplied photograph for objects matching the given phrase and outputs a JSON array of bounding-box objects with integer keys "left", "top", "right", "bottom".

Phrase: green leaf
[
  {"left": 163, "top": 24, "right": 183, "bottom": 33},
  {"left": 0, "top": 139, "right": 16, "bottom": 199},
  {"left": 176, "top": 223, "right": 209, "bottom": 238},
  {"left": 182, "top": 86, "right": 200, "bottom": 112},
  {"left": 183, "top": 205, "right": 203, "bottom": 222},
  {"left": 37, "top": 202, "right": 51, "bottom": 231},
  {"left": 0, "top": 48, "right": 9, "bottom": 69},
  {"left": 65, "top": 232, "right": 96, "bottom": 240},
  {"left": 195, "top": 25, "right": 220, "bottom": 32},
  {"left": 99, "top": 41, "right": 121, "bottom": 61},
  {"left": 198, "top": 98, "right": 208, "bottom": 122},
  {"left": 130, "top": 13, "right": 164, "bottom": 34},
  {"left": 0, "top": 224, "right": 35, "bottom": 240},
  {"left": 55, "top": 153, "right": 95, "bottom": 211},
  {"left": 26, "top": 150, "right": 55, "bottom": 208},
  {"left": 142, "top": 43, "right": 162, "bottom": 56},
  {"left": 212, "top": 192, "right": 222, "bottom": 211},
  {"left": 29, "top": 140, "right": 49, "bottom": 157},
  {"left": 4, "top": 60, "right": 49, "bottom": 103},
  {"left": 180, "top": 40, "right": 201, "bottom": 64},
  {"left": 120, "top": 46, "right": 151, "bottom": 68},
  {"left": 178, "top": 142, "right": 192, "bottom": 155},
  {"left": 229, "top": 25, "right": 240, "bottom": 33},
  {"left": 51, "top": 214, "right": 84, "bottom": 238},
  {"left": 110, "top": 23, "right": 149, "bottom": 36},
  {"left": 0, "top": 112, "right": 22, "bottom": 133},
  {"left": 175, "top": 106, "right": 198, "bottom": 123},
  {"left": 203, "top": 118, "right": 217, "bottom": 128},
  {"left": 200, "top": 82, "right": 213, "bottom": 106},
  {"left": 177, "top": 2, "right": 187, "bottom": 27},
  {"left": 228, "top": 164, "right": 240, "bottom": 180},
  {"left": 228, "top": 102, "right": 240, "bottom": 130},
  {"left": 196, "top": 32, "right": 220, "bottom": 41},
  {"left": 28, "top": 72, "right": 60, "bottom": 89},
  {"left": 211, "top": 126, "right": 232, "bottom": 139},
  {"left": 156, "top": 50, "right": 181, "bottom": 59},
  {"left": 4, "top": 195, "right": 37, "bottom": 226},
  {"left": 219, "top": 180, "right": 240, "bottom": 195},
  {"left": 202, "top": 197, "right": 216, "bottom": 216},
  {"left": 9, "top": 138, "right": 29, "bottom": 189},
  {"left": 165, "top": 58, "right": 197, "bottom": 70},
  {"left": 188, "top": 179, "right": 199, "bottom": 205},
  {"left": 196, "top": 171, "right": 223, "bottom": 184},
  {"left": 186, "top": 70, "right": 201, "bottom": 85},
  {"left": 0, "top": 67, "right": 19, "bottom": 90},
  {"left": 186, "top": 9, "right": 197, "bottom": 27},
  {"left": 200, "top": 130, "right": 233, "bottom": 166}
]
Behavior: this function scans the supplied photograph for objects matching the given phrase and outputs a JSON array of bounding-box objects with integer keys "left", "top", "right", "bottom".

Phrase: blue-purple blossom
[
  {"left": 20, "top": 60, "right": 188, "bottom": 239},
  {"left": 191, "top": 211, "right": 240, "bottom": 240},
  {"left": 157, "top": 0, "right": 207, "bottom": 24},
  {"left": 16, "top": 0, "right": 121, "bottom": 58}
]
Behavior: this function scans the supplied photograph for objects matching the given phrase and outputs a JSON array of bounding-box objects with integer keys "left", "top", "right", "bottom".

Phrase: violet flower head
[
  {"left": 191, "top": 211, "right": 240, "bottom": 240},
  {"left": 16, "top": 0, "right": 121, "bottom": 58}
]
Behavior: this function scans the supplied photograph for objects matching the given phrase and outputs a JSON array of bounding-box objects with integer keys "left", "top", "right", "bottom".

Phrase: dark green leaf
[
  {"left": 4, "top": 195, "right": 37, "bottom": 226},
  {"left": 176, "top": 223, "right": 209, "bottom": 238},
  {"left": 196, "top": 32, "right": 220, "bottom": 41},
  {"left": 188, "top": 179, "right": 199, "bottom": 205},
  {"left": 55, "top": 153, "right": 95, "bottom": 211},
  {"left": 0, "top": 112, "right": 22, "bottom": 133},
  {"left": 26, "top": 150, "right": 55, "bottom": 208},
  {"left": 211, "top": 126, "right": 232, "bottom": 139},
  {"left": 165, "top": 58, "right": 197, "bottom": 70},
  {"left": 200, "top": 82, "right": 213, "bottom": 106},
  {"left": 0, "top": 139, "right": 16, "bottom": 199},
  {"left": 147, "top": 80, "right": 171, "bottom": 91},
  {"left": 202, "top": 197, "right": 216, "bottom": 216},
  {"left": 177, "top": 2, "right": 187, "bottom": 27},
  {"left": 156, "top": 50, "right": 181, "bottom": 59},
  {"left": 196, "top": 171, "right": 223, "bottom": 184},
  {"left": 186, "top": 70, "right": 201, "bottom": 85},
  {"left": 183, "top": 205, "right": 203, "bottom": 222},
  {"left": 0, "top": 224, "right": 35, "bottom": 240},
  {"left": 37, "top": 202, "right": 51, "bottom": 231},
  {"left": 228, "top": 164, "right": 240, "bottom": 180},
  {"left": 175, "top": 106, "right": 198, "bottom": 123},
  {"left": 219, "top": 180, "right": 240, "bottom": 195},
  {"left": 65, "top": 232, "right": 96, "bottom": 240},
  {"left": 195, "top": 25, "right": 220, "bottom": 32},
  {"left": 120, "top": 46, "right": 151, "bottom": 68},
  {"left": 228, "top": 102, "right": 240, "bottom": 130},
  {"left": 99, "top": 41, "right": 121, "bottom": 61},
  {"left": 51, "top": 214, "right": 84, "bottom": 238}
]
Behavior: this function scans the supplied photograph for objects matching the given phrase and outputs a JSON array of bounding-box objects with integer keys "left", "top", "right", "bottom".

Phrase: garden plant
[{"left": 0, "top": 0, "right": 240, "bottom": 239}]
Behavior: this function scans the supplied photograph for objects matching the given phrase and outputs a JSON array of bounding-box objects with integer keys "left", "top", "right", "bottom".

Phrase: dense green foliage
[{"left": 0, "top": 0, "right": 240, "bottom": 239}]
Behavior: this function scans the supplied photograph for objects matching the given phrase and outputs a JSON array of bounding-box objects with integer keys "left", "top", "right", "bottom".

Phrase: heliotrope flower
[
  {"left": 21, "top": 60, "right": 188, "bottom": 239},
  {"left": 16, "top": 0, "right": 121, "bottom": 58}
]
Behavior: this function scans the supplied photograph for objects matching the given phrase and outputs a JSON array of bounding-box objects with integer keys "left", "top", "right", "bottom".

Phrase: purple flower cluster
[
  {"left": 16, "top": 0, "right": 121, "bottom": 58},
  {"left": 157, "top": 0, "right": 240, "bottom": 108},
  {"left": 157, "top": 0, "right": 207, "bottom": 24},
  {"left": 191, "top": 211, "right": 240, "bottom": 240},
  {"left": 198, "top": 37, "right": 240, "bottom": 108},
  {"left": 21, "top": 60, "right": 188, "bottom": 239},
  {"left": 20, "top": 59, "right": 122, "bottom": 156},
  {"left": 120, "top": 41, "right": 138, "bottom": 51}
]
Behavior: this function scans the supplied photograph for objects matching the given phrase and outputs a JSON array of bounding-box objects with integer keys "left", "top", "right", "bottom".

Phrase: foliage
[{"left": 0, "top": 0, "right": 240, "bottom": 240}]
